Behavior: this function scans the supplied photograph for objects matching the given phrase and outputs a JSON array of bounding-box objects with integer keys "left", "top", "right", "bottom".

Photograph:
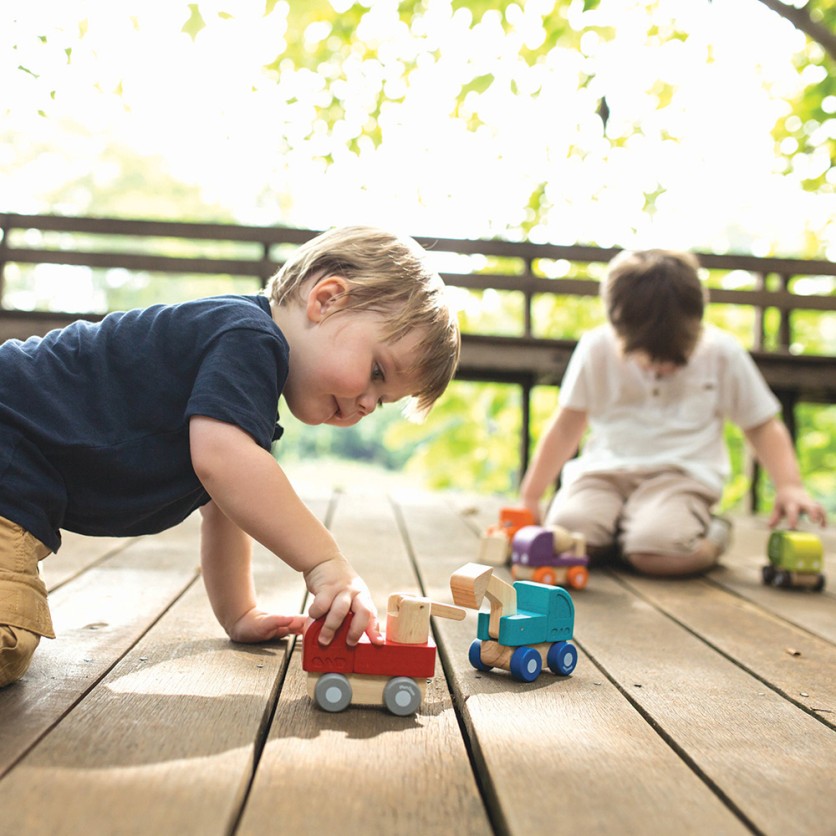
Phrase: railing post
[
  {"left": 753, "top": 271, "right": 766, "bottom": 350},
  {"left": 523, "top": 257, "right": 533, "bottom": 337},
  {"left": 260, "top": 241, "right": 272, "bottom": 288},
  {"left": 778, "top": 273, "right": 792, "bottom": 351},
  {"left": 0, "top": 215, "right": 9, "bottom": 312},
  {"left": 519, "top": 377, "right": 532, "bottom": 485}
]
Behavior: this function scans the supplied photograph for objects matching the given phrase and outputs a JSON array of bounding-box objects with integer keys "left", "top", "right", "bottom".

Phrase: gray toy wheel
[
  {"left": 382, "top": 677, "right": 422, "bottom": 716},
  {"left": 314, "top": 673, "right": 352, "bottom": 712}
]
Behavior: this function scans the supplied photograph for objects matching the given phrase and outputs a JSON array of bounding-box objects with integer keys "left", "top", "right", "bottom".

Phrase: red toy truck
[{"left": 303, "top": 593, "right": 465, "bottom": 715}]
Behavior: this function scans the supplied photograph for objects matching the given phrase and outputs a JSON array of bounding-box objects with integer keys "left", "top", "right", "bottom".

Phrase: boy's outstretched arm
[
  {"left": 199, "top": 500, "right": 307, "bottom": 642},
  {"left": 189, "top": 415, "right": 382, "bottom": 646},
  {"left": 744, "top": 416, "right": 827, "bottom": 529},
  {"left": 519, "top": 407, "right": 587, "bottom": 522}
]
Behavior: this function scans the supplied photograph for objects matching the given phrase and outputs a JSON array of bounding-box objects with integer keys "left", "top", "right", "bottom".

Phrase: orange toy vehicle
[{"left": 479, "top": 506, "right": 536, "bottom": 565}]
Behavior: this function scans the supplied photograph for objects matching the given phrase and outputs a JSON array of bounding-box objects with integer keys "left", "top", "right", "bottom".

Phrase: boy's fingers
[
  {"left": 346, "top": 594, "right": 381, "bottom": 645},
  {"left": 316, "top": 592, "right": 351, "bottom": 645},
  {"left": 280, "top": 614, "right": 307, "bottom": 635}
]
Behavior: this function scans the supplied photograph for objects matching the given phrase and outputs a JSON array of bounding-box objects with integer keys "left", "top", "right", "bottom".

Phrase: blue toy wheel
[
  {"left": 547, "top": 641, "right": 578, "bottom": 676},
  {"left": 469, "top": 639, "right": 492, "bottom": 671},
  {"left": 509, "top": 646, "right": 542, "bottom": 682}
]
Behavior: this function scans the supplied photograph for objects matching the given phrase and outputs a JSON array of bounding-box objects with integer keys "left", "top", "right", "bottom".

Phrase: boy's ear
[{"left": 306, "top": 276, "right": 350, "bottom": 323}]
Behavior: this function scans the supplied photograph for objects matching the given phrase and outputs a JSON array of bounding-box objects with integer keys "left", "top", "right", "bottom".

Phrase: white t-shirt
[{"left": 559, "top": 324, "right": 781, "bottom": 493}]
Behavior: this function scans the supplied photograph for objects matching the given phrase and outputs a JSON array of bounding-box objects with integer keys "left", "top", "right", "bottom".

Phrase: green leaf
[
  {"left": 181, "top": 4, "right": 206, "bottom": 41},
  {"left": 460, "top": 73, "right": 494, "bottom": 97}
]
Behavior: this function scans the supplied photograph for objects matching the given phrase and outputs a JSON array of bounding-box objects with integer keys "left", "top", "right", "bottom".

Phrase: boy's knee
[
  {"left": 625, "top": 547, "right": 717, "bottom": 577},
  {"left": 0, "top": 626, "right": 40, "bottom": 687},
  {"left": 620, "top": 516, "right": 705, "bottom": 559}
]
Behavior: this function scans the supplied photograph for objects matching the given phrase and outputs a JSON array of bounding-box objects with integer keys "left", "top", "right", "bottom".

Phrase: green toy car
[{"left": 763, "top": 530, "right": 825, "bottom": 591}]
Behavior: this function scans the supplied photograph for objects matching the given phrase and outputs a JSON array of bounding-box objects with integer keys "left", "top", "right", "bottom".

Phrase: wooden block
[
  {"left": 547, "top": 524, "right": 575, "bottom": 554},
  {"left": 450, "top": 562, "right": 494, "bottom": 609},
  {"left": 570, "top": 531, "right": 586, "bottom": 557},
  {"left": 478, "top": 533, "right": 508, "bottom": 565},
  {"left": 485, "top": 573, "right": 517, "bottom": 637},
  {"left": 430, "top": 602, "right": 466, "bottom": 621},
  {"left": 386, "top": 594, "right": 431, "bottom": 644},
  {"left": 478, "top": 639, "right": 553, "bottom": 672}
]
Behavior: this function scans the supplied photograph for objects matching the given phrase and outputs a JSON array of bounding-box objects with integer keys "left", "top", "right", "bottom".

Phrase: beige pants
[
  {"left": 0, "top": 516, "right": 53, "bottom": 687},
  {"left": 546, "top": 468, "right": 720, "bottom": 559}
]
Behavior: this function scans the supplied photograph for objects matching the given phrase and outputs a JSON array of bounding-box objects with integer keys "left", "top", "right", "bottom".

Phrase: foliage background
[{"left": 2, "top": 0, "right": 834, "bottom": 512}]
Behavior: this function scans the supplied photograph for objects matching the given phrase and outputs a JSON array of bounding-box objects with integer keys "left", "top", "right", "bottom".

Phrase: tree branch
[{"left": 755, "top": 0, "right": 836, "bottom": 61}]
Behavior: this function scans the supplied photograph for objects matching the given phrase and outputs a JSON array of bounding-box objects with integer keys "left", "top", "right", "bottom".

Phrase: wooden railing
[{"left": 2, "top": 212, "right": 834, "bottom": 493}]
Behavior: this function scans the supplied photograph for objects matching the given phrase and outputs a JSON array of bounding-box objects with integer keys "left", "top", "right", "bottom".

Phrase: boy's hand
[
  {"left": 303, "top": 557, "right": 383, "bottom": 647},
  {"left": 520, "top": 496, "right": 542, "bottom": 525},
  {"left": 228, "top": 608, "right": 307, "bottom": 644},
  {"left": 770, "top": 486, "right": 827, "bottom": 529}
]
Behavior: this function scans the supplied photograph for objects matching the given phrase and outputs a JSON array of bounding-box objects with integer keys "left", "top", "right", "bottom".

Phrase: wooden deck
[{"left": 1, "top": 480, "right": 833, "bottom": 836}]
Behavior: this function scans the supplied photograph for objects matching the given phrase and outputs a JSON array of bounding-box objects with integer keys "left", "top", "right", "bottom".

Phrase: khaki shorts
[
  {"left": 0, "top": 515, "right": 54, "bottom": 638},
  {"left": 546, "top": 468, "right": 721, "bottom": 558}
]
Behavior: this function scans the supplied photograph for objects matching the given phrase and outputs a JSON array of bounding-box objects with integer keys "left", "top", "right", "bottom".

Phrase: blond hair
[
  {"left": 266, "top": 226, "right": 460, "bottom": 417},
  {"left": 601, "top": 249, "right": 706, "bottom": 366}
]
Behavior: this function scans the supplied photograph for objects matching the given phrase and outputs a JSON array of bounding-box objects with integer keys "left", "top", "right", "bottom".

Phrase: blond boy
[{"left": 0, "top": 226, "right": 460, "bottom": 686}]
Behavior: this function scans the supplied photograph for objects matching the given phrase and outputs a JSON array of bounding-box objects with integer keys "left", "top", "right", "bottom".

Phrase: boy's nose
[{"left": 357, "top": 392, "right": 378, "bottom": 416}]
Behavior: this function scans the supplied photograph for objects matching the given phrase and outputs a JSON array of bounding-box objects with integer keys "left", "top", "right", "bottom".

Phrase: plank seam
[
  {"left": 574, "top": 630, "right": 762, "bottom": 835},
  {"left": 611, "top": 572, "right": 836, "bottom": 731},
  {"left": 228, "top": 634, "right": 300, "bottom": 836},
  {"left": 389, "top": 496, "right": 504, "bottom": 836}
]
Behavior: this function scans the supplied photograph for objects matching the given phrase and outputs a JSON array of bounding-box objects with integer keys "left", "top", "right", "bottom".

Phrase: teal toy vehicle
[
  {"left": 763, "top": 531, "right": 825, "bottom": 591},
  {"left": 450, "top": 563, "right": 578, "bottom": 682}
]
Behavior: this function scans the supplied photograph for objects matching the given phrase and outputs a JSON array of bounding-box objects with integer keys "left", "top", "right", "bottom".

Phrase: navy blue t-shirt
[{"left": 0, "top": 294, "right": 289, "bottom": 552}]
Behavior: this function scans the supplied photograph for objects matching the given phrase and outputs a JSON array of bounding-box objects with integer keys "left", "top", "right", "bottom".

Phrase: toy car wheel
[
  {"left": 762, "top": 565, "right": 776, "bottom": 585},
  {"left": 509, "top": 646, "right": 542, "bottom": 682},
  {"left": 383, "top": 677, "right": 423, "bottom": 716},
  {"left": 533, "top": 567, "right": 558, "bottom": 585},
  {"left": 469, "top": 639, "right": 492, "bottom": 672},
  {"left": 814, "top": 575, "right": 825, "bottom": 592},
  {"left": 314, "top": 673, "right": 352, "bottom": 712},
  {"left": 567, "top": 566, "right": 589, "bottom": 590},
  {"left": 547, "top": 641, "right": 578, "bottom": 676}
]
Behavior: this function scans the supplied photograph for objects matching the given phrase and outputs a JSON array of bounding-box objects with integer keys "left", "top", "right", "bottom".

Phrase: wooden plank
[
  {"left": 575, "top": 571, "right": 836, "bottom": 835},
  {"left": 613, "top": 570, "right": 836, "bottom": 729},
  {"left": 0, "top": 516, "right": 309, "bottom": 835},
  {"left": 708, "top": 518, "right": 836, "bottom": 643},
  {"left": 237, "top": 490, "right": 490, "bottom": 835},
  {"left": 396, "top": 492, "right": 749, "bottom": 835},
  {"left": 41, "top": 531, "right": 135, "bottom": 590},
  {"left": 0, "top": 517, "right": 202, "bottom": 777},
  {"left": 454, "top": 491, "right": 508, "bottom": 538}
]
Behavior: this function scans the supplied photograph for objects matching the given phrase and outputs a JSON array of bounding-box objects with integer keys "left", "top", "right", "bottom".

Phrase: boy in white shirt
[{"left": 520, "top": 249, "right": 826, "bottom": 576}]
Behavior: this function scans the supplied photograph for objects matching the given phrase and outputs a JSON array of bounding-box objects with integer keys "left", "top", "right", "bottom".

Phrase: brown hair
[
  {"left": 601, "top": 249, "right": 706, "bottom": 366},
  {"left": 266, "top": 226, "right": 460, "bottom": 417}
]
